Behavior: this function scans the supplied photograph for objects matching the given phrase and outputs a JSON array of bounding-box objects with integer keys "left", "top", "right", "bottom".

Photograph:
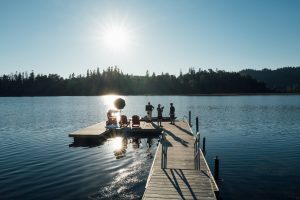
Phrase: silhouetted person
[
  {"left": 157, "top": 104, "right": 164, "bottom": 127},
  {"left": 145, "top": 102, "right": 154, "bottom": 122},
  {"left": 169, "top": 103, "right": 175, "bottom": 125}
]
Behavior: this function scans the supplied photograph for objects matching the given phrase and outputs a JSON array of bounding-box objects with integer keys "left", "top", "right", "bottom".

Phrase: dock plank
[
  {"left": 69, "top": 120, "right": 161, "bottom": 139},
  {"left": 68, "top": 121, "right": 108, "bottom": 137}
]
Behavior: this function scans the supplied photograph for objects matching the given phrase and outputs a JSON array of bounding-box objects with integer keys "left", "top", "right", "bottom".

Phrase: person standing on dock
[
  {"left": 169, "top": 103, "right": 175, "bottom": 125},
  {"left": 146, "top": 102, "right": 154, "bottom": 122},
  {"left": 157, "top": 104, "right": 164, "bottom": 127}
]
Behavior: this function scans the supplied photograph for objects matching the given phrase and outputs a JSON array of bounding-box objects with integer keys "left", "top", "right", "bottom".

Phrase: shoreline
[{"left": 0, "top": 93, "right": 299, "bottom": 97}]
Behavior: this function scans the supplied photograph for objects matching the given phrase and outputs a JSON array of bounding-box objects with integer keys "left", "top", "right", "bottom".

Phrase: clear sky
[{"left": 1, "top": 0, "right": 300, "bottom": 77}]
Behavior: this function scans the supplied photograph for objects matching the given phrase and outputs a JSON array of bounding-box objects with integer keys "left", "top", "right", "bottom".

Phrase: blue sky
[{"left": 0, "top": 0, "right": 300, "bottom": 77}]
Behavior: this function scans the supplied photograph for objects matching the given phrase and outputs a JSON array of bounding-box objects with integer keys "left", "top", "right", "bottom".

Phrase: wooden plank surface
[
  {"left": 69, "top": 121, "right": 108, "bottom": 137},
  {"left": 69, "top": 121, "right": 160, "bottom": 138},
  {"left": 143, "top": 121, "right": 218, "bottom": 200},
  {"left": 137, "top": 121, "right": 159, "bottom": 130}
]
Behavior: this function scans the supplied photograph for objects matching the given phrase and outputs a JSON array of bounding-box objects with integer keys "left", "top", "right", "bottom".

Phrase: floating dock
[
  {"left": 143, "top": 121, "right": 219, "bottom": 200},
  {"left": 68, "top": 120, "right": 161, "bottom": 139},
  {"left": 68, "top": 121, "right": 108, "bottom": 138}
]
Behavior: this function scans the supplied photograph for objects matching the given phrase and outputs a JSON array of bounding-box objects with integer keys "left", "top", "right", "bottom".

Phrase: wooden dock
[
  {"left": 68, "top": 120, "right": 161, "bottom": 138},
  {"left": 143, "top": 121, "right": 219, "bottom": 200},
  {"left": 68, "top": 121, "right": 109, "bottom": 138}
]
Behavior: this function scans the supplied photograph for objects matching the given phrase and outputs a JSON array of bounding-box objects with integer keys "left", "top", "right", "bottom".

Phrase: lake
[{"left": 0, "top": 95, "right": 299, "bottom": 200}]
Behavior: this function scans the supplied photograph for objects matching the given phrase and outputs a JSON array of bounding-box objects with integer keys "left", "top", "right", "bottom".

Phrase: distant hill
[{"left": 240, "top": 67, "right": 300, "bottom": 92}]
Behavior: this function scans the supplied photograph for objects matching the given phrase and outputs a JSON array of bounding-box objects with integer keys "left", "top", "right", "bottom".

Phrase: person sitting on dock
[
  {"left": 169, "top": 103, "right": 175, "bottom": 125},
  {"left": 145, "top": 102, "right": 154, "bottom": 122},
  {"left": 157, "top": 104, "right": 164, "bottom": 127}
]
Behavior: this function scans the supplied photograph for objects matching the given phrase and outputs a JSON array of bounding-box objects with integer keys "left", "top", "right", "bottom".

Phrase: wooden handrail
[
  {"left": 161, "top": 132, "right": 167, "bottom": 169},
  {"left": 194, "top": 132, "right": 201, "bottom": 170}
]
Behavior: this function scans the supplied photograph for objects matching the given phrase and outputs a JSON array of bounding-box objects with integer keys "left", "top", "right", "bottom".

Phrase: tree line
[
  {"left": 240, "top": 67, "right": 300, "bottom": 92},
  {"left": 0, "top": 66, "right": 270, "bottom": 96}
]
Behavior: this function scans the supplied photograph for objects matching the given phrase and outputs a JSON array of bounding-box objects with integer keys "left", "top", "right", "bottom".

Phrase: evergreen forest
[
  {"left": 0, "top": 66, "right": 298, "bottom": 96},
  {"left": 240, "top": 67, "right": 300, "bottom": 92}
]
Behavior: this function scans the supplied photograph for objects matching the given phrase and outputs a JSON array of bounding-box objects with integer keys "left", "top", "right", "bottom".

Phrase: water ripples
[{"left": 1, "top": 96, "right": 300, "bottom": 200}]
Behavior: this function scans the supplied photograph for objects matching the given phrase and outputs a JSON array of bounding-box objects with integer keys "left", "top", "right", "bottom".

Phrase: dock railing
[
  {"left": 182, "top": 110, "right": 192, "bottom": 127},
  {"left": 194, "top": 132, "right": 201, "bottom": 170},
  {"left": 160, "top": 131, "right": 167, "bottom": 169}
]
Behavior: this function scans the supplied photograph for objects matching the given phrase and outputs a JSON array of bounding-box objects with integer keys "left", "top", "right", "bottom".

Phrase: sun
[
  {"left": 103, "top": 26, "right": 130, "bottom": 51},
  {"left": 102, "top": 94, "right": 124, "bottom": 109},
  {"left": 101, "top": 23, "right": 133, "bottom": 52},
  {"left": 96, "top": 13, "right": 136, "bottom": 53}
]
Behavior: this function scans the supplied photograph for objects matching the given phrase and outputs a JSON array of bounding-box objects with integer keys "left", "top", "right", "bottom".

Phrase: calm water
[{"left": 0, "top": 95, "right": 300, "bottom": 200}]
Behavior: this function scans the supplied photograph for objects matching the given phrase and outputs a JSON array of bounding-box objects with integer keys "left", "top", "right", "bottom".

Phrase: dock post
[
  {"left": 214, "top": 156, "right": 220, "bottom": 181},
  {"left": 161, "top": 136, "right": 164, "bottom": 169},
  {"left": 161, "top": 135, "right": 164, "bottom": 169},
  {"left": 164, "top": 137, "right": 167, "bottom": 169},
  {"left": 161, "top": 132, "right": 167, "bottom": 169},
  {"left": 194, "top": 132, "right": 201, "bottom": 170},
  {"left": 196, "top": 116, "right": 199, "bottom": 133},
  {"left": 202, "top": 137, "right": 206, "bottom": 156},
  {"left": 189, "top": 111, "right": 192, "bottom": 127},
  {"left": 198, "top": 132, "right": 201, "bottom": 170}
]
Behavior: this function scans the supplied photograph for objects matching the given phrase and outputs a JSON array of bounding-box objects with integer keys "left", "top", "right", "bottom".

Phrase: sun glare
[
  {"left": 102, "top": 94, "right": 123, "bottom": 109},
  {"left": 103, "top": 26, "right": 131, "bottom": 51},
  {"left": 101, "top": 22, "right": 133, "bottom": 52},
  {"left": 111, "top": 137, "right": 123, "bottom": 151}
]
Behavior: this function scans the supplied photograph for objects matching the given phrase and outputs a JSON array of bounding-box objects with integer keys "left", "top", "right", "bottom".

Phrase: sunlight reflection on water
[
  {"left": 0, "top": 96, "right": 299, "bottom": 200},
  {"left": 89, "top": 137, "right": 157, "bottom": 200}
]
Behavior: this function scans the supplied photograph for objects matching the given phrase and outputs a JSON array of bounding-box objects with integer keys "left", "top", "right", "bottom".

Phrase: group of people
[{"left": 146, "top": 102, "right": 175, "bottom": 127}]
